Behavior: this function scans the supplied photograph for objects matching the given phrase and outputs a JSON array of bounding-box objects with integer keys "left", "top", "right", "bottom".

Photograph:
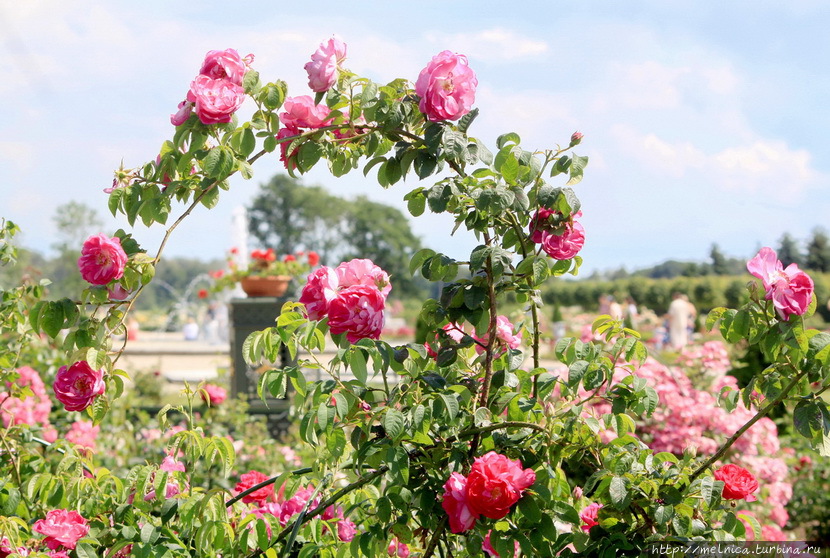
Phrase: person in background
[
  {"left": 608, "top": 296, "right": 624, "bottom": 322},
  {"left": 624, "top": 296, "right": 639, "bottom": 330},
  {"left": 667, "top": 292, "right": 693, "bottom": 349}
]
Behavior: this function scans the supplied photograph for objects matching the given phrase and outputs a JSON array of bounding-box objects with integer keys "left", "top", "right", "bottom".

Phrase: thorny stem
[{"left": 423, "top": 516, "right": 448, "bottom": 558}]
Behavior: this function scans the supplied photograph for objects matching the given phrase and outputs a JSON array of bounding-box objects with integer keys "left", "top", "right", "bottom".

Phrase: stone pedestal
[{"left": 229, "top": 296, "right": 294, "bottom": 437}]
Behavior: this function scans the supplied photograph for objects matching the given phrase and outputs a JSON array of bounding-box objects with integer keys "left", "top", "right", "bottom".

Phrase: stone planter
[{"left": 239, "top": 275, "right": 291, "bottom": 297}]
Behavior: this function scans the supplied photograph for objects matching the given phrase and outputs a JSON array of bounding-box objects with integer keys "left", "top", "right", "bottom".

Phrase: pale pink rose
[
  {"left": 160, "top": 455, "right": 186, "bottom": 473},
  {"left": 186, "top": 74, "right": 246, "bottom": 125},
  {"left": 466, "top": 452, "right": 536, "bottom": 519},
  {"left": 540, "top": 218, "right": 585, "bottom": 260},
  {"left": 33, "top": 509, "right": 89, "bottom": 550},
  {"left": 474, "top": 315, "right": 522, "bottom": 355},
  {"left": 580, "top": 502, "right": 602, "bottom": 532},
  {"left": 42, "top": 424, "right": 58, "bottom": 443},
  {"left": 300, "top": 267, "right": 340, "bottom": 320},
  {"left": 387, "top": 538, "right": 410, "bottom": 557},
  {"left": 441, "top": 472, "right": 479, "bottom": 533},
  {"left": 53, "top": 361, "right": 105, "bottom": 412},
  {"left": 279, "top": 96, "right": 333, "bottom": 129},
  {"left": 747, "top": 247, "right": 814, "bottom": 321},
  {"left": 335, "top": 258, "right": 392, "bottom": 298},
  {"left": 65, "top": 420, "right": 99, "bottom": 451},
  {"left": 170, "top": 99, "right": 193, "bottom": 126},
  {"left": 327, "top": 285, "right": 386, "bottom": 344},
  {"left": 305, "top": 37, "right": 347, "bottom": 92},
  {"left": 199, "top": 48, "right": 248, "bottom": 85},
  {"left": 415, "top": 50, "right": 477, "bottom": 122},
  {"left": 78, "top": 234, "right": 127, "bottom": 285},
  {"left": 482, "top": 530, "right": 520, "bottom": 558},
  {"left": 201, "top": 383, "right": 227, "bottom": 406}
]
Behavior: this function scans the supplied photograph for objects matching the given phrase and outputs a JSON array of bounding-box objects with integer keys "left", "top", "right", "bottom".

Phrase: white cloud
[
  {"left": 425, "top": 28, "right": 549, "bottom": 61},
  {"left": 0, "top": 141, "right": 35, "bottom": 172},
  {"left": 713, "top": 140, "right": 816, "bottom": 200}
]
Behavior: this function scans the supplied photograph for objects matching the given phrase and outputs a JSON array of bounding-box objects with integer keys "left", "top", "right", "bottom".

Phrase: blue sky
[{"left": 2, "top": 1, "right": 829, "bottom": 275}]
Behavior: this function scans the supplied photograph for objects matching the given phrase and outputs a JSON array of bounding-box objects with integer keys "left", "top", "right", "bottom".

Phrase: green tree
[
  {"left": 44, "top": 202, "right": 103, "bottom": 299},
  {"left": 341, "top": 195, "right": 424, "bottom": 296},
  {"left": 247, "top": 174, "right": 345, "bottom": 260},
  {"left": 777, "top": 232, "right": 803, "bottom": 267},
  {"left": 710, "top": 243, "right": 729, "bottom": 275},
  {"left": 806, "top": 227, "right": 830, "bottom": 272}
]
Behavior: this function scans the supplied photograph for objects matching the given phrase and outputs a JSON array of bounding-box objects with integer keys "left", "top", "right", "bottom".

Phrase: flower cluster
[
  {"left": 529, "top": 208, "right": 585, "bottom": 260},
  {"left": 213, "top": 248, "right": 320, "bottom": 291},
  {"left": 441, "top": 452, "right": 535, "bottom": 533},
  {"left": 171, "top": 48, "right": 253, "bottom": 126},
  {"left": 300, "top": 258, "right": 390, "bottom": 344},
  {"left": 0, "top": 366, "right": 53, "bottom": 432},
  {"left": 747, "top": 247, "right": 814, "bottom": 321},
  {"left": 234, "top": 472, "right": 356, "bottom": 542}
]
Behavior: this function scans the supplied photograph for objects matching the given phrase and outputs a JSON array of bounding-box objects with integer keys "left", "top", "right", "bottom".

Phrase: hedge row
[{"left": 542, "top": 272, "right": 830, "bottom": 318}]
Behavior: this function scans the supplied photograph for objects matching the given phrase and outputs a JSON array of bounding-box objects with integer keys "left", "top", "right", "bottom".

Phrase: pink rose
[
  {"left": 234, "top": 470, "right": 274, "bottom": 505},
  {"left": 532, "top": 210, "right": 585, "bottom": 260},
  {"left": 304, "top": 37, "right": 347, "bottom": 92},
  {"left": 747, "top": 247, "right": 814, "bottom": 321},
  {"left": 32, "top": 509, "right": 89, "bottom": 550},
  {"left": 277, "top": 127, "right": 301, "bottom": 171},
  {"left": 580, "top": 502, "right": 602, "bottom": 532},
  {"left": 300, "top": 267, "right": 340, "bottom": 320},
  {"left": 65, "top": 420, "right": 99, "bottom": 451},
  {"left": 279, "top": 485, "right": 319, "bottom": 526},
  {"left": 201, "top": 383, "right": 227, "bottom": 406},
  {"left": 53, "top": 361, "right": 105, "bottom": 412},
  {"left": 474, "top": 315, "right": 522, "bottom": 355},
  {"left": 186, "top": 75, "right": 246, "bottom": 125},
  {"left": 713, "top": 463, "right": 759, "bottom": 502},
  {"left": 335, "top": 258, "right": 392, "bottom": 298},
  {"left": 279, "top": 96, "right": 333, "bottom": 130},
  {"left": 387, "top": 538, "right": 410, "bottom": 557},
  {"left": 107, "top": 284, "right": 131, "bottom": 301},
  {"left": 170, "top": 99, "right": 193, "bottom": 126},
  {"left": 441, "top": 472, "right": 479, "bottom": 533},
  {"left": 483, "top": 530, "right": 520, "bottom": 558},
  {"left": 327, "top": 285, "right": 386, "bottom": 344},
  {"left": 160, "top": 455, "right": 186, "bottom": 473},
  {"left": 199, "top": 48, "right": 248, "bottom": 85},
  {"left": 465, "top": 452, "right": 536, "bottom": 519},
  {"left": 415, "top": 50, "right": 478, "bottom": 122},
  {"left": 78, "top": 234, "right": 127, "bottom": 285}
]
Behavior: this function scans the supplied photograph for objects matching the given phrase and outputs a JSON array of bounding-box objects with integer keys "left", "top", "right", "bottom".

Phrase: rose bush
[{"left": 0, "top": 35, "right": 827, "bottom": 558}]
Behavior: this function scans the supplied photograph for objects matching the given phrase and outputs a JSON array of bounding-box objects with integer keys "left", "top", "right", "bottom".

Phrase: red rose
[
  {"left": 714, "top": 464, "right": 759, "bottom": 502},
  {"left": 234, "top": 470, "right": 274, "bottom": 505},
  {"left": 464, "top": 452, "right": 536, "bottom": 519}
]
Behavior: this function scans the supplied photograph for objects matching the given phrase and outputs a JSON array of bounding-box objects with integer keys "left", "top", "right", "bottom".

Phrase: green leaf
[
  {"left": 609, "top": 476, "right": 628, "bottom": 508},
  {"left": 203, "top": 146, "right": 235, "bottom": 179},
  {"left": 383, "top": 409, "right": 405, "bottom": 440},
  {"left": 458, "top": 108, "right": 479, "bottom": 134},
  {"left": 297, "top": 142, "right": 322, "bottom": 172},
  {"left": 439, "top": 392, "right": 459, "bottom": 420},
  {"left": 410, "top": 248, "right": 436, "bottom": 276},
  {"left": 565, "top": 154, "right": 589, "bottom": 185},
  {"left": 654, "top": 505, "right": 674, "bottom": 524}
]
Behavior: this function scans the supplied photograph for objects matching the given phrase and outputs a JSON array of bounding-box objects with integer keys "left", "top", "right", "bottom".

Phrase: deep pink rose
[
  {"left": 201, "top": 383, "right": 227, "bottom": 406},
  {"left": 415, "top": 50, "right": 477, "bottom": 122},
  {"left": 33, "top": 509, "right": 89, "bottom": 550},
  {"left": 170, "top": 99, "right": 194, "bottom": 126},
  {"left": 186, "top": 75, "right": 246, "bottom": 125},
  {"left": 387, "top": 538, "right": 410, "bottom": 557},
  {"left": 540, "top": 221, "right": 585, "bottom": 260},
  {"left": 53, "top": 361, "right": 105, "bottom": 412},
  {"left": 482, "top": 531, "right": 520, "bottom": 558},
  {"left": 474, "top": 315, "right": 522, "bottom": 355},
  {"left": 305, "top": 37, "right": 347, "bottom": 92},
  {"left": 327, "top": 285, "right": 386, "bottom": 343},
  {"left": 465, "top": 451, "right": 536, "bottom": 519},
  {"left": 747, "top": 247, "right": 814, "bottom": 321},
  {"left": 714, "top": 464, "right": 759, "bottom": 502},
  {"left": 277, "top": 127, "right": 301, "bottom": 171},
  {"left": 279, "top": 485, "right": 319, "bottom": 526},
  {"left": 528, "top": 207, "right": 557, "bottom": 244},
  {"left": 234, "top": 470, "right": 274, "bottom": 505},
  {"left": 335, "top": 258, "right": 391, "bottom": 298},
  {"left": 78, "top": 234, "right": 127, "bottom": 285},
  {"left": 300, "top": 267, "right": 340, "bottom": 320},
  {"left": 279, "top": 96, "right": 333, "bottom": 130},
  {"left": 441, "top": 472, "right": 479, "bottom": 533},
  {"left": 580, "top": 502, "right": 602, "bottom": 532},
  {"left": 199, "top": 48, "right": 248, "bottom": 85}
]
